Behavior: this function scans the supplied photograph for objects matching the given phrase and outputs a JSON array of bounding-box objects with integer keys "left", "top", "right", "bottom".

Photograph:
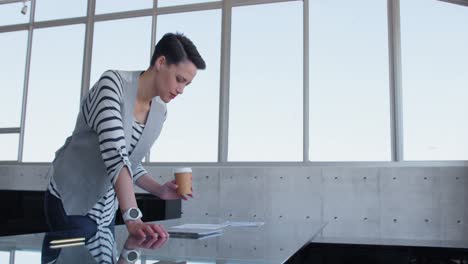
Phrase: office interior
[{"left": 1, "top": 0, "right": 468, "bottom": 263}]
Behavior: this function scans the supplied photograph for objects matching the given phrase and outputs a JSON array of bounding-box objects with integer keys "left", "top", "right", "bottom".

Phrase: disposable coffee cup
[{"left": 174, "top": 168, "right": 192, "bottom": 195}]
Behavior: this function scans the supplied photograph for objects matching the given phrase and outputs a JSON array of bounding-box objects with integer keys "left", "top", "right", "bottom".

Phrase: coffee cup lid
[{"left": 174, "top": 167, "right": 192, "bottom": 173}]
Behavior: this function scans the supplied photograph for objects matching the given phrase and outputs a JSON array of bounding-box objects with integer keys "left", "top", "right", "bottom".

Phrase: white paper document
[
  {"left": 222, "top": 221, "right": 265, "bottom": 227},
  {"left": 170, "top": 223, "right": 229, "bottom": 230}
]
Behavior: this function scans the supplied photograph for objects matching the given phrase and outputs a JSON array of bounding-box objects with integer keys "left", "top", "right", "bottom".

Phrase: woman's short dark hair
[{"left": 150, "top": 32, "right": 206, "bottom": 70}]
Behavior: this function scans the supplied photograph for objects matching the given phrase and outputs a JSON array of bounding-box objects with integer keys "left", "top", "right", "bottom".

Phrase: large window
[
  {"left": 228, "top": 2, "right": 303, "bottom": 161},
  {"left": 158, "top": 0, "right": 219, "bottom": 8},
  {"left": 91, "top": 17, "right": 152, "bottom": 86},
  {"left": 400, "top": 0, "right": 468, "bottom": 160},
  {"left": 0, "top": 251, "right": 8, "bottom": 263},
  {"left": 150, "top": 10, "right": 221, "bottom": 162},
  {"left": 1, "top": 0, "right": 467, "bottom": 163},
  {"left": 14, "top": 250, "right": 40, "bottom": 264},
  {"left": 0, "top": 2, "right": 30, "bottom": 26},
  {"left": 34, "top": 0, "right": 87, "bottom": 21},
  {"left": 23, "top": 25, "right": 84, "bottom": 162},
  {"left": 0, "top": 134, "right": 19, "bottom": 161},
  {"left": 95, "top": 0, "right": 152, "bottom": 15},
  {"left": 308, "top": 0, "right": 391, "bottom": 161},
  {"left": 0, "top": 31, "right": 27, "bottom": 128}
]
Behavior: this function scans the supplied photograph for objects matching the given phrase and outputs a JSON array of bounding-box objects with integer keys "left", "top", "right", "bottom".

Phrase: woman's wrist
[
  {"left": 152, "top": 183, "right": 164, "bottom": 197},
  {"left": 136, "top": 175, "right": 163, "bottom": 196},
  {"left": 125, "top": 218, "right": 143, "bottom": 229}
]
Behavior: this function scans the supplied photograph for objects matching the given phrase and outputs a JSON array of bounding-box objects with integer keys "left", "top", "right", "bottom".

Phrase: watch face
[
  {"left": 128, "top": 251, "right": 138, "bottom": 261},
  {"left": 129, "top": 208, "right": 139, "bottom": 218}
]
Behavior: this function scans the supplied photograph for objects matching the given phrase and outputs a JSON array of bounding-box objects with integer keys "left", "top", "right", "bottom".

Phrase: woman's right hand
[
  {"left": 125, "top": 219, "right": 169, "bottom": 239},
  {"left": 157, "top": 180, "right": 193, "bottom": 200}
]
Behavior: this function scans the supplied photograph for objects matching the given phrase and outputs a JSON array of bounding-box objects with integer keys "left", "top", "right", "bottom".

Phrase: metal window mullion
[
  {"left": 0, "top": 128, "right": 20, "bottom": 133},
  {"left": 218, "top": 0, "right": 232, "bottom": 163},
  {"left": 0, "top": 0, "right": 23, "bottom": 5},
  {"left": 0, "top": 18, "right": 88, "bottom": 34},
  {"left": 232, "top": 0, "right": 299, "bottom": 7},
  {"left": 93, "top": 8, "right": 153, "bottom": 22},
  {"left": 91, "top": 2, "right": 222, "bottom": 23},
  {"left": 303, "top": 0, "right": 309, "bottom": 163},
  {"left": 80, "top": 0, "right": 96, "bottom": 99},
  {"left": 17, "top": 0, "right": 36, "bottom": 162},
  {"left": 388, "top": 0, "right": 403, "bottom": 161},
  {"left": 145, "top": 0, "right": 158, "bottom": 163},
  {"left": 9, "top": 249, "right": 14, "bottom": 264},
  {"left": 0, "top": 23, "right": 28, "bottom": 33},
  {"left": 156, "top": 1, "right": 222, "bottom": 14},
  {"left": 32, "top": 16, "right": 87, "bottom": 28},
  {"left": 150, "top": 0, "right": 157, "bottom": 71},
  {"left": 437, "top": 0, "right": 468, "bottom": 7}
]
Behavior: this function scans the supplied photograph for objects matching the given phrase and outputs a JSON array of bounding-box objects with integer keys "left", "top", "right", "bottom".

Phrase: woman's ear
[{"left": 155, "top": 56, "right": 166, "bottom": 72}]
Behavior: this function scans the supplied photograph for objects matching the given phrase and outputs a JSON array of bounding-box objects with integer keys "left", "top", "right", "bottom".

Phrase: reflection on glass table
[{"left": 0, "top": 217, "right": 326, "bottom": 264}]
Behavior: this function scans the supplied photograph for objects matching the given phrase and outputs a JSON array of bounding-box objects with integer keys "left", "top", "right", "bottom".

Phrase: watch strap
[
  {"left": 122, "top": 207, "right": 143, "bottom": 222},
  {"left": 120, "top": 248, "right": 141, "bottom": 263}
]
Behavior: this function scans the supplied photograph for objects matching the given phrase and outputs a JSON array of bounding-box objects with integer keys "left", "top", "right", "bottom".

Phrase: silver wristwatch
[
  {"left": 120, "top": 248, "right": 141, "bottom": 263},
  {"left": 122, "top": 207, "right": 143, "bottom": 222}
]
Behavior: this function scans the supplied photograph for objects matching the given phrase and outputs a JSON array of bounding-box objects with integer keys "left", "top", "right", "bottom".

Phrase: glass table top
[{"left": 0, "top": 217, "right": 326, "bottom": 264}]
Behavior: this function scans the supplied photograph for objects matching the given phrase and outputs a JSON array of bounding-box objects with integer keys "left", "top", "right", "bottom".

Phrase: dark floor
[{"left": 287, "top": 243, "right": 468, "bottom": 264}]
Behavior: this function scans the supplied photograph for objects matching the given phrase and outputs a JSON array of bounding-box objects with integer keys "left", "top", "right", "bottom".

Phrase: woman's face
[{"left": 154, "top": 57, "right": 198, "bottom": 103}]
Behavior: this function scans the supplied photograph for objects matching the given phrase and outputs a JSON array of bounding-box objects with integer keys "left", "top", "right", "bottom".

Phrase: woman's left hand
[{"left": 156, "top": 180, "right": 193, "bottom": 200}]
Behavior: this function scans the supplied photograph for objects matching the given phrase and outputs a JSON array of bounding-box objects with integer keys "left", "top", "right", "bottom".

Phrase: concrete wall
[{"left": 1, "top": 164, "right": 467, "bottom": 242}]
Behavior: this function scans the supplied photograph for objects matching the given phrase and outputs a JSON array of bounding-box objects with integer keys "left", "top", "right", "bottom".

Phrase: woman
[{"left": 44, "top": 32, "right": 206, "bottom": 239}]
